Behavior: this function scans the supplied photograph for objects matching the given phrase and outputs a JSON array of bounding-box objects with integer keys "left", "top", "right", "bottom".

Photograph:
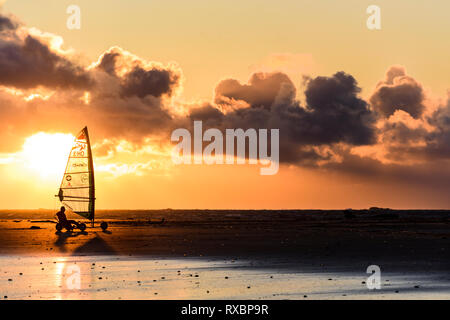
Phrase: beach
[{"left": 0, "top": 209, "right": 449, "bottom": 299}]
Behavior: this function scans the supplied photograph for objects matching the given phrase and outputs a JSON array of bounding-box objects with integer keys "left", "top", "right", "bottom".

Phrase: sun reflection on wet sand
[
  {"left": 1, "top": 255, "right": 449, "bottom": 300},
  {"left": 54, "top": 257, "right": 66, "bottom": 300}
]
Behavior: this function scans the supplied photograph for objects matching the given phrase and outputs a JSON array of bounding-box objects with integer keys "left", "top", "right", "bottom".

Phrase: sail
[{"left": 58, "top": 127, "right": 95, "bottom": 221}]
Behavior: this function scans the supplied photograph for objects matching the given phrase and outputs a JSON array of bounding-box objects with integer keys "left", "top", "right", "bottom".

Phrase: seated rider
[{"left": 55, "top": 206, "right": 78, "bottom": 230}]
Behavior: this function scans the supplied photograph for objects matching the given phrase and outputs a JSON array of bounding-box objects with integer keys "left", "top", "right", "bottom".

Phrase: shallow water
[{"left": 1, "top": 255, "right": 449, "bottom": 300}]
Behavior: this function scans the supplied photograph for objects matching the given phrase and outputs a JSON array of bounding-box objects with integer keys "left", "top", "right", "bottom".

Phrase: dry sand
[{"left": 0, "top": 209, "right": 449, "bottom": 299}]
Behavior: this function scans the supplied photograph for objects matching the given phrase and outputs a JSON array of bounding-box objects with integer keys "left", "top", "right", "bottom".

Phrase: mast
[{"left": 84, "top": 127, "right": 95, "bottom": 227}]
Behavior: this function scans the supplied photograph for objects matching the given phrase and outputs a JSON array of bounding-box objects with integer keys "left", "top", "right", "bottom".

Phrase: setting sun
[{"left": 21, "top": 132, "right": 75, "bottom": 179}]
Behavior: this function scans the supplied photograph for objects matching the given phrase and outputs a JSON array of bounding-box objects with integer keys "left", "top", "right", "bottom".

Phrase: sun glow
[{"left": 21, "top": 132, "right": 75, "bottom": 178}]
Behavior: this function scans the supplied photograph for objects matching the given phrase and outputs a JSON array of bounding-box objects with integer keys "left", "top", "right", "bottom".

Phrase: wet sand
[{"left": 0, "top": 209, "right": 449, "bottom": 299}]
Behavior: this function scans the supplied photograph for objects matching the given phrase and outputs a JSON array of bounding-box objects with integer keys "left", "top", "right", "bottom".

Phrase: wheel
[
  {"left": 56, "top": 223, "right": 63, "bottom": 231},
  {"left": 79, "top": 223, "right": 86, "bottom": 231},
  {"left": 100, "top": 222, "right": 108, "bottom": 231}
]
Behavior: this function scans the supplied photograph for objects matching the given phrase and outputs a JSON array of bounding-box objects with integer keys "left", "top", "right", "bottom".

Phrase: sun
[{"left": 21, "top": 132, "right": 75, "bottom": 179}]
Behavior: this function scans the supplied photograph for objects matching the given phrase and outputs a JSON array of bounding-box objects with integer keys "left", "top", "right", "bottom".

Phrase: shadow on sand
[
  {"left": 71, "top": 233, "right": 117, "bottom": 255},
  {"left": 54, "top": 230, "right": 88, "bottom": 253}
]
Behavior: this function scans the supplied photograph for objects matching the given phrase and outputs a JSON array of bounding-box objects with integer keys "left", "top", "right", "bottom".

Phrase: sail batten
[{"left": 58, "top": 127, "right": 95, "bottom": 221}]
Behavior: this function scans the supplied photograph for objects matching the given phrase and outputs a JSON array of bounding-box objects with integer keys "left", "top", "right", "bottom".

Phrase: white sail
[{"left": 58, "top": 127, "right": 95, "bottom": 221}]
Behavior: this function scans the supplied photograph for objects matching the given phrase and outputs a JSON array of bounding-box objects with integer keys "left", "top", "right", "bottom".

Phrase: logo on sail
[
  {"left": 72, "top": 162, "right": 87, "bottom": 168},
  {"left": 81, "top": 174, "right": 89, "bottom": 184}
]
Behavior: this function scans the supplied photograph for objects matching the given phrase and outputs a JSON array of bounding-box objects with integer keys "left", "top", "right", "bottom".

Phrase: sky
[{"left": 0, "top": 1, "right": 449, "bottom": 209}]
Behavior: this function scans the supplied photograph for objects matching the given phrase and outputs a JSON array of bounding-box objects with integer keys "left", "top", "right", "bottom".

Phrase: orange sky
[{"left": 0, "top": 1, "right": 449, "bottom": 209}]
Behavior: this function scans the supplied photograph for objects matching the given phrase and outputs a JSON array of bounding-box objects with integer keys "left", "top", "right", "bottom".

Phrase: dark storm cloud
[
  {"left": 95, "top": 47, "right": 181, "bottom": 99},
  {"left": 0, "top": 36, "right": 93, "bottom": 89},
  {"left": 121, "top": 66, "right": 179, "bottom": 98},
  {"left": 301, "top": 72, "right": 376, "bottom": 145},
  {"left": 76, "top": 47, "right": 183, "bottom": 145},
  {"left": 0, "top": 14, "right": 92, "bottom": 89},
  {"left": 370, "top": 66, "right": 426, "bottom": 119},
  {"left": 96, "top": 50, "right": 120, "bottom": 76},
  {"left": 190, "top": 71, "right": 377, "bottom": 164}
]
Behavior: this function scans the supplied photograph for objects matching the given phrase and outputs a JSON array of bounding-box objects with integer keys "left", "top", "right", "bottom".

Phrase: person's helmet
[{"left": 60, "top": 206, "right": 65, "bottom": 212}]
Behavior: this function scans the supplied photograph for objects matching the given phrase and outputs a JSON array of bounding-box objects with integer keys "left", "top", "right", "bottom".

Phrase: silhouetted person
[{"left": 55, "top": 206, "right": 78, "bottom": 231}]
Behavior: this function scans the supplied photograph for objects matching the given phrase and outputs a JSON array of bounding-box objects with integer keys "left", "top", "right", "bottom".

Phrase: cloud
[
  {"left": 301, "top": 72, "right": 376, "bottom": 146},
  {"left": 351, "top": 94, "right": 450, "bottom": 168},
  {"left": 215, "top": 72, "right": 296, "bottom": 110},
  {"left": 191, "top": 71, "right": 377, "bottom": 164},
  {"left": 0, "top": 15, "right": 92, "bottom": 89},
  {"left": 425, "top": 97, "right": 450, "bottom": 158},
  {"left": 0, "top": 15, "right": 183, "bottom": 151},
  {"left": 0, "top": 11, "right": 449, "bottom": 186},
  {"left": 94, "top": 47, "right": 181, "bottom": 98},
  {"left": 370, "top": 66, "right": 426, "bottom": 119},
  {"left": 0, "top": 15, "right": 16, "bottom": 31}
]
